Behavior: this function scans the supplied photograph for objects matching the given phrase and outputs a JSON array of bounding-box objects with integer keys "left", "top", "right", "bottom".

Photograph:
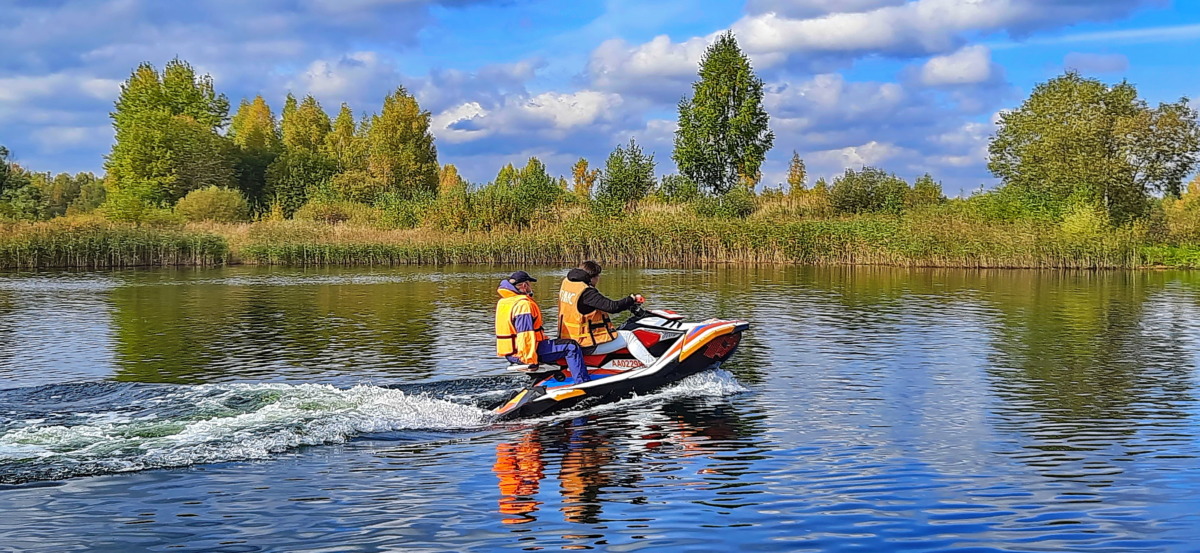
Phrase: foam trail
[{"left": 0, "top": 383, "right": 490, "bottom": 484}]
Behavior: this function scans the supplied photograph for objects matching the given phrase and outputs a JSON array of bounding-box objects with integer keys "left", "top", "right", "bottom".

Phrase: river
[{"left": 1, "top": 265, "right": 1199, "bottom": 552}]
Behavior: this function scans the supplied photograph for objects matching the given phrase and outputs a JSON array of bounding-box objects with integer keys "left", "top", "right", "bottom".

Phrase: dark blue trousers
[{"left": 508, "top": 338, "right": 589, "bottom": 383}]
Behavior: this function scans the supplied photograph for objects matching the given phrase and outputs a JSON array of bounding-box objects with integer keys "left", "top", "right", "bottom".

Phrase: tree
[
  {"left": 229, "top": 95, "right": 281, "bottom": 209},
  {"left": 438, "top": 164, "right": 466, "bottom": 195},
  {"left": 366, "top": 86, "right": 439, "bottom": 199},
  {"left": 829, "top": 167, "right": 910, "bottom": 215},
  {"left": 674, "top": 31, "right": 774, "bottom": 196},
  {"left": 265, "top": 149, "right": 338, "bottom": 217},
  {"left": 175, "top": 186, "right": 250, "bottom": 222},
  {"left": 657, "top": 174, "right": 700, "bottom": 204},
  {"left": 282, "top": 94, "right": 331, "bottom": 153},
  {"left": 571, "top": 158, "right": 599, "bottom": 199},
  {"left": 786, "top": 151, "right": 807, "bottom": 194},
  {"left": 989, "top": 72, "right": 1200, "bottom": 223},
  {"left": 595, "top": 139, "right": 656, "bottom": 215},
  {"left": 105, "top": 60, "right": 235, "bottom": 207},
  {"left": 514, "top": 157, "right": 562, "bottom": 220},
  {"left": 324, "top": 103, "right": 365, "bottom": 171},
  {"left": 907, "top": 173, "right": 945, "bottom": 209}
]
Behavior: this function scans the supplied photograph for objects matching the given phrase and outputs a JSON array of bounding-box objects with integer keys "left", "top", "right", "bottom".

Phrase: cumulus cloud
[
  {"left": 920, "top": 45, "right": 996, "bottom": 86},
  {"left": 587, "top": 35, "right": 713, "bottom": 100},
  {"left": 1063, "top": 52, "right": 1130, "bottom": 74}
]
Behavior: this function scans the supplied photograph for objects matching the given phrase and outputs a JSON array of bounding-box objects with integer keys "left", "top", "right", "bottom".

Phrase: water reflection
[{"left": 493, "top": 399, "right": 766, "bottom": 529}]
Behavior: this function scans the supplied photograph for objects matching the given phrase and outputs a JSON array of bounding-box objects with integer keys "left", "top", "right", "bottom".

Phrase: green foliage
[
  {"left": 293, "top": 198, "right": 380, "bottom": 226},
  {"left": 365, "top": 86, "right": 439, "bottom": 199},
  {"left": 674, "top": 31, "right": 774, "bottom": 195},
  {"left": 106, "top": 62, "right": 236, "bottom": 207},
  {"left": 513, "top": 157, "right": 562, "bottom": 219},
  {"left": 693, "top": 187, "right": 757, "bottom": 219},
  {"left": 229, "top": 96, "right": 281, "bottom": 208},
  {"left": 571, "top": 158, "right": 599, "bottom": 200},
  {"left": 264, "top": 149, "right": 338, "bottom": 217},
  {"left": 424, "top": 180, "right": 473, "bottom": 231},
  {"left": 68, "top": 177, "right": 107, "bottom": 214},
  {"left": 829, "top": 167, "right": 910, "bottom": 215},
  {"left": 594, "top": 139, "right": 655, "bottom": 216},
  {"left": 786, "top": 151, "right": 806, "bottom": 193},
  {"left": 282, "top": 94, "right": 331, "bottom": 153},
  {"left": 989, "top": 72, "right": 1200, "bottom": 223},
  {"left": 1059, "top": 202, "right": 1109, "bottom": 241},
  {"left": 0, "top": 220, "right": 228, "bottom": 269},
  {"left": 1163, "top": 177, "right": 1200, "bottom": 243},
  {"left": 324, "top": 103, "right": 365, "bottom": 171},
  {"left": 0, "top": 149, "right": 46, "bottom": 221},
  {"left": 906, "top": 173, "right": 945, "bottom": 210},
  {"left": 656, "top": 174, "right": 700, "bottom": 204},
  {"left": 175, "top": 186, "right": 250, "bottom": 222},
  {"left": 376, "top": 190, "right": 435, "bottom": 229}
]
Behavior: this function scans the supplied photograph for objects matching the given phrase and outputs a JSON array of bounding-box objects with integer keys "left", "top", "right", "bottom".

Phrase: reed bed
[
  {"left": 1, "top": 214, "right": 1192, "bottom": 270},
  {"left": 235, "top": 215, "right": 1174, "bottom": 269},
  {"left": 0, "top": 220, "right": 229, "bottom": 269}
]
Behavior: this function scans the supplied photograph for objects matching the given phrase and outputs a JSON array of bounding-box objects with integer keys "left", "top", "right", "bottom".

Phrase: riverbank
[{"left": 3, "top": 213, "right": 1200, "bottom": 270}]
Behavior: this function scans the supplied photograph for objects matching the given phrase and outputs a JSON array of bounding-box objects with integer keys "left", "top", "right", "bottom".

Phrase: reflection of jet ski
[{"left": 492, "top": 307, "right": 750, "bottom": 420}]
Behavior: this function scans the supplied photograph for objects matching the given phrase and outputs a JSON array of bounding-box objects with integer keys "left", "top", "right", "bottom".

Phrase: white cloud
[
  {"left": 588, "top": 0, "right": 1163, "bottom": 80},
  {"left": 921, "top": 45, "right": 994, "bottom": 86},
  {"left": 588, "top": 34, "right": 712, "bottom": 97},
  {"left": 808, "top": 140, "right": 910, "bottom": 169},
  {"left": 521, "top": 91, "right": 623, "bottom": 130},
  {"left": 431, "top": 102, "right": 489, "bottom": 144},
  {"left": 744, "top": 0, "right": 905, "bottom": 18},
  {"left": 1063, "top": 52, "right": 1130, "bottom": 74}
]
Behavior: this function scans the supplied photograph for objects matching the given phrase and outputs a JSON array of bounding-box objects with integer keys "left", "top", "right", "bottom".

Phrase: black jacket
[{"left": 565, "top": 268, "right": 636, "bottom": 315}]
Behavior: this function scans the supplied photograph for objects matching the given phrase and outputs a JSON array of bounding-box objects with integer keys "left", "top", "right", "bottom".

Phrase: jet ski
[{"left": 492, "top": 307, "right": 750, "bottom": 420}]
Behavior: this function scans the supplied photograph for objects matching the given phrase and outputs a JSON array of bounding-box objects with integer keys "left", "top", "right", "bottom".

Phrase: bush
[
  {"left": 175, "top": 186, "right": 250, "bottom": 223},
  {"left": 294, "top": 198, "right": 379, "bottom": 225},
  {"left": 376, "top": 190, "right": 434, "bottom": 229},
  {"left": 829, "top": 167, "right": 909, "bottom": 215},
  {"left": 656, "top": 174, "right": 701, "bottom": 204},
  {"left": 693, "top": 187, "right": 757, "bottom": 219}
]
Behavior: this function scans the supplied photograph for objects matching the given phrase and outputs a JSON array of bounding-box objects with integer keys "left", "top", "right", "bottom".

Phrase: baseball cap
[{"left": 508, "top": 270, "right": 537, "bottom": 284}]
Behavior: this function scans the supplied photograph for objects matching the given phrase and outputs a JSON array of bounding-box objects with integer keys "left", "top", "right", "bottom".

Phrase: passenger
[
  {"left": 557, "top": 261, "right": 656, "bottom": 367},
  {"left": 495, "top": 271, "right": 590, "bottom": 383}
]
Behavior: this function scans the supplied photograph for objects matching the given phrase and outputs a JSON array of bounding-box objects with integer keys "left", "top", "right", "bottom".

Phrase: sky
[{"left": 2, "top": 0, "right": 1200, "bottom": 195}]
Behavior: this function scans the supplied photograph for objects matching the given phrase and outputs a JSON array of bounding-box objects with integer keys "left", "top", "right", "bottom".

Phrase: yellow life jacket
[
  {"left": 496, "top": 286, "right": 545, "bottom": 362},
  {"left": 557, "top": 278, "right": 616, "bottom": 348}
]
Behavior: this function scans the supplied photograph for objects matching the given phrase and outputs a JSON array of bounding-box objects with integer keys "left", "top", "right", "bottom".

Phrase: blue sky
[{"left": 2, "top": 0, "right": 1199, "bottom": 194}]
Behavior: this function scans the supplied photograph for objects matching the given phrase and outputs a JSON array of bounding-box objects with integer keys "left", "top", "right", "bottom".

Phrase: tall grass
[
  {"left": 0, "top": 219, "right": 229, "bottom": 269},
  {"left": 2, "top": 210, "right": 1196, "bottom": 270},
  {"left": 235, "top": 213, "right": 1172, "bottom": 268}
]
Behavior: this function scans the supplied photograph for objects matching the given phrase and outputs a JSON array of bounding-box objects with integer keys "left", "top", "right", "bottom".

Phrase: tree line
[{"left": 2, "top": 32, "right": 1198, "bottom": 234}]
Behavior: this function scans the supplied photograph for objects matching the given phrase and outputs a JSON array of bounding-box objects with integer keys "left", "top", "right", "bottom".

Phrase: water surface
[{"left": 2, "top": 266, "right": 1199, "bottom": 552}]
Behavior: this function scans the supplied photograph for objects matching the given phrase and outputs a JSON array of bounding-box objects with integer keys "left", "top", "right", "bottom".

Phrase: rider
[
  {"left": 496, "top": 270, "right": 590, "bottom": 383},
  {"left": 557, "top": 261, "right": 655, "bottom": 367}
]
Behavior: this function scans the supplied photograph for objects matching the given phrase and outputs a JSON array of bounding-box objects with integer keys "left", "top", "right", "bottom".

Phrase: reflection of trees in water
[
  {"left": 493, "top": 398, "right": 767, "bottom": 529},
  {"left": 110, "top": 269, "right": 440, "bottom": 383},
  {"left": 982, "top": 271, "right": 1198, "bottom": 486}
]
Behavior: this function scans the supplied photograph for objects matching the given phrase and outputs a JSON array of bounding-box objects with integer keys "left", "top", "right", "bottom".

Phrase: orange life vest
[
  {"left": 557, "top": 278, "right": 616, "bottom": 348},
  {"left": 496, "top": 286, "right": 546, "bottom": 362}
]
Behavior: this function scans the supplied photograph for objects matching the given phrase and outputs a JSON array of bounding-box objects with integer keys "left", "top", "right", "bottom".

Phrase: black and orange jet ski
[{"left": 493, "top": 307, "right": 749, "bottom": 420}]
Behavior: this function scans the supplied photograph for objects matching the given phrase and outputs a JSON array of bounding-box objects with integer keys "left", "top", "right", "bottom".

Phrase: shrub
[
  {"left": 829, "top": 167, "right": 909, "bottom": 215},
  {"left": 376, "top": 190, "right": 434, "bottom": 229},
  {"left": 294, "top": 198, "right": 379, "bottom": 225},
  {"left": 693, "top": 187, "right": 757, "bottom": 219},
  {"left": 656, "top": 174, "right": 701, "bottom": 204},
  {"left": 175, "top": 186, "right": 250, "bottom": 223}
]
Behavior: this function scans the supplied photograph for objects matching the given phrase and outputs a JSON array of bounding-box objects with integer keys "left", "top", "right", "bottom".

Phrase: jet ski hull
[{"left": 493, "top": 317, "right": 748, "bottom": 420}]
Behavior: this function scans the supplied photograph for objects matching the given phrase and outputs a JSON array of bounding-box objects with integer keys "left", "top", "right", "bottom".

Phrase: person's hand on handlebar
[{"left": 631, "top": 294, "right": 645, "bottom": 304}]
